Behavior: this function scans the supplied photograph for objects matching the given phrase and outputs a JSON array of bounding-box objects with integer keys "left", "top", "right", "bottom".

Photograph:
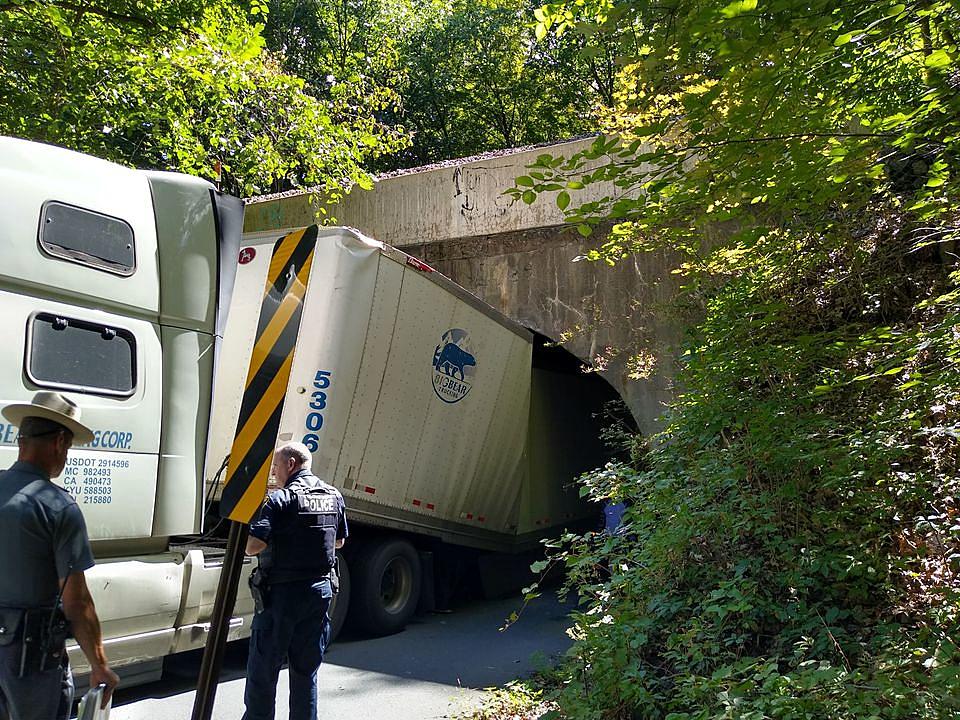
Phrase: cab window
[
  {"left": 39, "top": 201, "right": 136, "bottom": 276},
  {"left": 27, "top": 314, "right": 136, "bottom": 397}
]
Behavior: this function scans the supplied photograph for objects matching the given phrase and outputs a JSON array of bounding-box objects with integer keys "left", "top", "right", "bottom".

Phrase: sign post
[
  {"left": 191, "top": 226, "right": 319, "bottom": 720},
  {"left": 190, "top": 520, "right": 248, "bottom": 720}
]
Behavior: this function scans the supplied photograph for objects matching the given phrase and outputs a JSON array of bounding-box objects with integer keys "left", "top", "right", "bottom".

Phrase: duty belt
[{"left": 0, "top": 606, "right": 70, "bottom": 677}]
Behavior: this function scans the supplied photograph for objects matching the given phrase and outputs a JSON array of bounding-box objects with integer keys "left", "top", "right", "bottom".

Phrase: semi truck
[{"left": 0, "top": 137, "right": 617, "bottom": 686}]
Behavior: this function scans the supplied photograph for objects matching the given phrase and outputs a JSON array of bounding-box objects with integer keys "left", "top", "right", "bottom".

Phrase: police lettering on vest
[
  {"left": 300, "top": 493, "right": 338, "bottom": 515},
  {"left": 258, "top": 473, "right": 345, "bottom": 584}
]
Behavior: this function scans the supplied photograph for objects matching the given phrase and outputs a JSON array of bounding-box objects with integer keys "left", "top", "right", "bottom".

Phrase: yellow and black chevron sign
[{"left": 220, "top": 225, "right": 319, "bottom": 523}]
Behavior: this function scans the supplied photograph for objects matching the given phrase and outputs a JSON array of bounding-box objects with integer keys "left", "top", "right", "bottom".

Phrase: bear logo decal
[{"left": 431, "top": 329, "right": 476, "bottom": 403}]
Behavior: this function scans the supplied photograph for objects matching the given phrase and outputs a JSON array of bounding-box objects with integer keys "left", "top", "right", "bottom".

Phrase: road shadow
[
  {"left": 106, "top": 590, "right": 574, "bottom": 711},
  {"left": 321, "top": 592, "right": 575, "bottom": 688}
]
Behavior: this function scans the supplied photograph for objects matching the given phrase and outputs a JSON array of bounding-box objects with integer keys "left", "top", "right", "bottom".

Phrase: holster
[
  {"left": 0, "top": 607, "right": 70, "bottom": 678},
  {"left": 249, "top": 567, "right": 270, "bottom": 614}
]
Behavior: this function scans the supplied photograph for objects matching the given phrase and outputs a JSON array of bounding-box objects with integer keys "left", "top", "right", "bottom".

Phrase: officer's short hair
[
  {"left": 277, "top": 441, "right": 312, "bottom": 468},
  {"left": 19, "top": 416, "right": 70, "bottom": 440}
]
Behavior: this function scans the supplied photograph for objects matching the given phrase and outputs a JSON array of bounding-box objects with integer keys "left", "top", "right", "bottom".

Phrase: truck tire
[
  {"left": 327, "top": 550, "right": 350, "bottom": 643},
  {"left": 350, "top": 538, "right": 421, "bottom": 635}
]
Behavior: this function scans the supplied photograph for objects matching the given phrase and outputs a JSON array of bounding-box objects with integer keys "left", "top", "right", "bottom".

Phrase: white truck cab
[{"left": 0, "top": 137, "right": 247, "bottom": 683}]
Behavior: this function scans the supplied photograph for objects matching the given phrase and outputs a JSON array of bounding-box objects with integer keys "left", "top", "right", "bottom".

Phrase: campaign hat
[{"left": 2, "top": 391, "right": 95, "bottom": 445}]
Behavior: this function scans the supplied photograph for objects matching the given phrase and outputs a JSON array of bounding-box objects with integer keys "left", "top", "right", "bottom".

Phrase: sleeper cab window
[
  {"left": 39, "top": 201, "right": 136, "bottom": 276},
  {"left": 27, "top": 314, "right": 137, "bottom": 397}
]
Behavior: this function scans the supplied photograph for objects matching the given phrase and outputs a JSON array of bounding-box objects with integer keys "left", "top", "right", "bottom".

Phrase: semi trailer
[{"left": 0, "top": 137, "right": 616, "bottom": 685}]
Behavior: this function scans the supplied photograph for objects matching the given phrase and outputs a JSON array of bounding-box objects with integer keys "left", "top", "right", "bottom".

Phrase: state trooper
[
  {"left": 242, "top": 441, "right": 348, "bottom": 720},
  {"left": 0, "top": 392, "right": 119, "bottom": 720}
]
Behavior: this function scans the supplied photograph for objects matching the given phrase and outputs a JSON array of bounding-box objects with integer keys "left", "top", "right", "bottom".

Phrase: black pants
[{"left": 242, "top": 579, "right": 333, "bottom": 720}]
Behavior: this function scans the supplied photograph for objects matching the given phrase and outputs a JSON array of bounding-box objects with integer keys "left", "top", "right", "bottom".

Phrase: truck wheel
[
  {"left": 350, "top": 539, "right": 421, "bottom": 635},
  {"left": 327, "top": 550, "right": 350, "bottom": 643}
]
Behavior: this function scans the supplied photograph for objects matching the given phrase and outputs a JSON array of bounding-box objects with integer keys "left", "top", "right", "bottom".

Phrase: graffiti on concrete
[{"left": 452, "top": 166, "right": 514, "bottom": 220}]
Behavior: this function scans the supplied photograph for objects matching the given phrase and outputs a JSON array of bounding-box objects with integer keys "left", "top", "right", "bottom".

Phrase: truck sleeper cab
[{"left": 0, "top": 137, "right": 244, "bottom": 683}]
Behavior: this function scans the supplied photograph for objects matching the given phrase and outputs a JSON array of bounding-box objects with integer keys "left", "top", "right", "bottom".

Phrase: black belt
[{"left": 0, "top": 606, "right": 58, "bottom": 643}]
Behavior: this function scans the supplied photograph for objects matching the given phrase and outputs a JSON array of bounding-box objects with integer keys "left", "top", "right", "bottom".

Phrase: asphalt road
[{"left": 96, "top": 592, "right": 575, "bottom": 720}]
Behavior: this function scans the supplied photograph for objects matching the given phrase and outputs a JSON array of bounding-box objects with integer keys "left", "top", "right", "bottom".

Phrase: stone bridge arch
[{"left": 244, "top": 139, "right": 682, "bottom": 435}]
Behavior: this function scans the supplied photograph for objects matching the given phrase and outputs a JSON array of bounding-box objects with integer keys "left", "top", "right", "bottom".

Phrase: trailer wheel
[
  {"left": 327, "top": 550, "right": 350, "bottom": 643},
  {"left": 350, "top": 539, "right": 421, "bottom": 635}
]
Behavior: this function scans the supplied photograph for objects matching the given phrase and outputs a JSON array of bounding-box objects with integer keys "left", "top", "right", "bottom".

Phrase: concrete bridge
[{"left": 244, "top": 139, "right": 681, "bottom": 435}]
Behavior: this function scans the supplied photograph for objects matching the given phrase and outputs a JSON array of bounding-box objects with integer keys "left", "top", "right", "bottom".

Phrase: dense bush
[{"left": 540, "top": 223, "right": 960, "bottom": 718}]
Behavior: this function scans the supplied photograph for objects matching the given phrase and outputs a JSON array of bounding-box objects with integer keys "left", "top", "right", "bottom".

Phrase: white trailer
[
  {"left": 0, "top": 137, "right": 616, "bottom": 683},
  {"left": 212, "top": 226, "right": 612, "bottom": 634}
]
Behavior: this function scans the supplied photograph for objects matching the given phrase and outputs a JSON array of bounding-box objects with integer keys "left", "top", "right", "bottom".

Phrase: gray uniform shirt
[{"left": 0, "top": 461, "right": 95, "bottom": 608}]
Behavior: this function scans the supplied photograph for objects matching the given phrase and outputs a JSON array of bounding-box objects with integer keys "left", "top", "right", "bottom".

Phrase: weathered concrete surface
[
  {"left": 244, "top": 139, "right": 682, "bottom": 434},
  {"left": 245, "top": 138, "right": 612, "bottom": 245}
]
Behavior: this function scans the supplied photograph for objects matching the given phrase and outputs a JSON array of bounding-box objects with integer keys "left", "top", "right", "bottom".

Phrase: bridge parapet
[{"left": 245, "top": 138, "right": 613, "bottom": 246}]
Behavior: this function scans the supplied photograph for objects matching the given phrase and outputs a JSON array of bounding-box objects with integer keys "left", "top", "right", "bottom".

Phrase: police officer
[
  {"left": 242, "top": 441, "right": 348, "bottom": 720},
  {"left": 0, "top": 392, "right": 119, "bottom": 720}
]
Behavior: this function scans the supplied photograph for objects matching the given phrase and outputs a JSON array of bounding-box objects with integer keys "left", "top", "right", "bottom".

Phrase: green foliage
[
  {"left": 262, "top": 0, "right": 410, "bottom": 160},
  {"left": 390, "top": 0, "right": 603, "bottom": 167},
  {"left": 0, "top": 0, "right": 406, "bottom": 196},
  {"left": 512, "top": 0, "right": 959, "bottom": 256},
  {"left": 512, "top": 0, "right": 960, "bottom": 718},
  {"left": 257, "top": 0, "right": 609, "bottom": 171},
  {"left": 547, "top": 248, "right": 960, "bottom": 719},
  {"left": 264, "top": 0, "right": 409, "bottom": 87}
]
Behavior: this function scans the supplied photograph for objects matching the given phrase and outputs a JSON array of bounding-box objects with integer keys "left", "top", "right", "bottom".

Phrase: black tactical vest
[{"left": 262, "top": 474, "right": 341, "bottom": 584}]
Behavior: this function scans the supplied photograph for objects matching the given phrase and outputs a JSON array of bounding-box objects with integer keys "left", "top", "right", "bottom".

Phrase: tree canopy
[
  {"left": 1, "top": 0, "right": 612, "bottom": 188},
  {"left": 0, "top": 0, "right": 405, "bottom": 196},
  {"left": 259, "top": 0, "right": 610, "bottom": 170},
  {"left": 394, "top": 0, "right": 599, "bottom": 167}
]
